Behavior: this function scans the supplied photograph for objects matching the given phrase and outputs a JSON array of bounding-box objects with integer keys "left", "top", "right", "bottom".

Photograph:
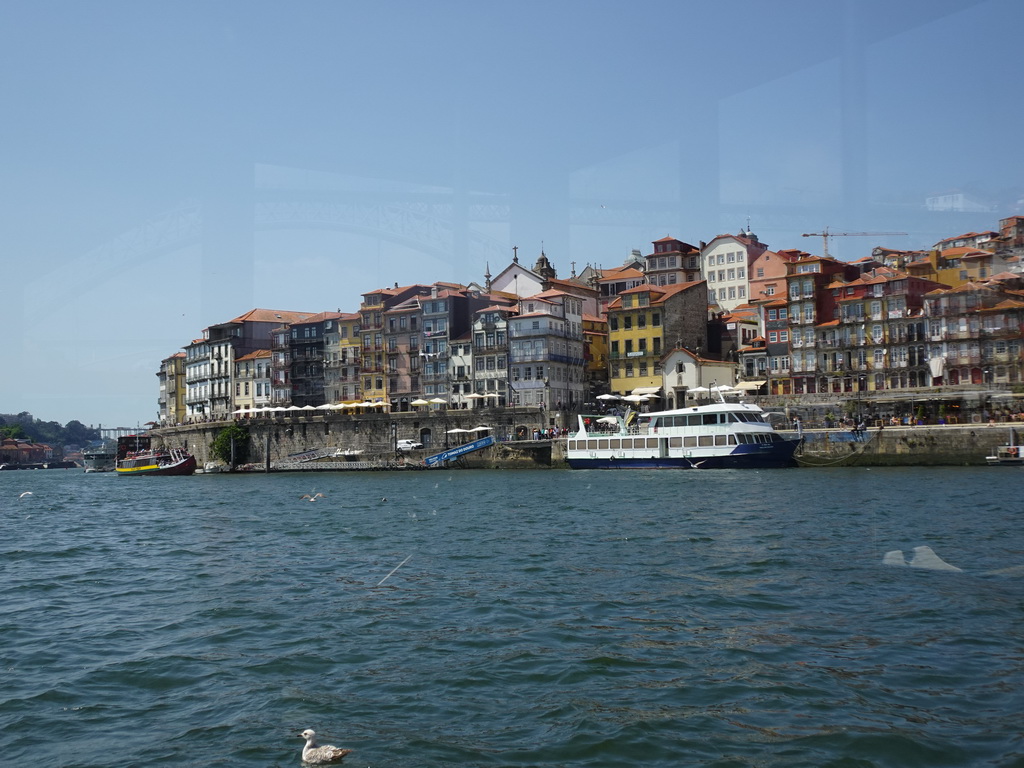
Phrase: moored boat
[
  {"left": 83, "top": 442, "right": 117, "bottom": 473},
  {"left": 115, "top": 434, "right": 197, "bottom": 476},
  {"left": 566, "top": 400, "right": 800, "bottom": 469},
  {"left": 986, "top": 428, "right": 1023, "bottom": 466}
]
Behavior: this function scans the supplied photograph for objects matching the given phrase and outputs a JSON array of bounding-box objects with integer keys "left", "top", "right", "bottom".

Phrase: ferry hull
[
  {"left": 116, "top": 454, "right": 197, "bottom": 476},
  {"left": 567, "top": 443, "right": 798, "bottom": 470}
]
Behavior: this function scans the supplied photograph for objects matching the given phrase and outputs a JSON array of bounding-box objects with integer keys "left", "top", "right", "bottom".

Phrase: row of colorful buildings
[{"left": 156, "top": 215, "right": 1024, "bottom": 425}]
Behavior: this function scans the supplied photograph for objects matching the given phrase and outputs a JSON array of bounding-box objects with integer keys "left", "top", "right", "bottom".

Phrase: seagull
[
  {"left": 298, "top": 729, "right": 352, "bottom": 764},
  {"left": 19, "top": 491, "right": 33, "bottom": 499},
  {"left": 300, "top": 493, "right": 325, "bottom": 502}
]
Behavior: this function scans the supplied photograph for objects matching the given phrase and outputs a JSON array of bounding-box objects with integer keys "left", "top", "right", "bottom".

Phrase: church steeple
[{"left": 533, "top": 248, "right": 556, "bottom": 281}]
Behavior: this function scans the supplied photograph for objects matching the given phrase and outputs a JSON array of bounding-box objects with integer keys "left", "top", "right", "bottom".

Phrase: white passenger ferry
[{"left": 566, "top": 401, "right": 800, "bottom": 469}]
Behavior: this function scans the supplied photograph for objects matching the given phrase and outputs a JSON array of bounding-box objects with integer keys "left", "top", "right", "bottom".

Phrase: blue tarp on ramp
[{"left": 424, "top": 435, "right": 496, "bottom": 466}]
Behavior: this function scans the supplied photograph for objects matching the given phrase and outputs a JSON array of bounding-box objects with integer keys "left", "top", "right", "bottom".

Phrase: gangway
[{"left": 424, "top": 435, "right": 495, "bottom": 467}]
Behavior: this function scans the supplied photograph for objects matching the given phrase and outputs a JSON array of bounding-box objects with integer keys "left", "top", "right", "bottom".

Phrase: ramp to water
[{"left": 424, "top": 435, "right": 495, "bottom": 466}]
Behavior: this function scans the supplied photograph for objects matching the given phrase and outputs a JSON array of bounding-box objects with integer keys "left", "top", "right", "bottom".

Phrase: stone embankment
[
  {"left": 153, "top": 409, "right": 559, "bottom": 471},
  {"left": 154, "top": 414, "right": 1012, "bottom": 470},
  {"left": 792, "top": 423, "right": 1012, "bottom": 467}
]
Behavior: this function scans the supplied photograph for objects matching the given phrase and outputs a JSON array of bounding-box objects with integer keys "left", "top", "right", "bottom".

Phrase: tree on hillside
[
  {"left": 0, "top": 413, "right": 100, "bottom": 446},
  {"left": 0, "top": 424, "right": 27, "bottom": 440}
]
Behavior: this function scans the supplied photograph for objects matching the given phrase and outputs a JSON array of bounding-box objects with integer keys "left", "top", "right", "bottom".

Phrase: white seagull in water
[
  {"left": 300, "top": 493, "right": 325, "bottom": 502},
  {"left": 19, "top": 491, "right": 33, "bottom": 499},
  {"left": 298, "top": 729, "right": 352, "bottom": 764}
]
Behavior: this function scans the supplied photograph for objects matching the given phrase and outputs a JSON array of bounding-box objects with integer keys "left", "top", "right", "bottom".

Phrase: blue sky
[{"left": 2, "top": 0, "right": 1021, "bottom": 429}]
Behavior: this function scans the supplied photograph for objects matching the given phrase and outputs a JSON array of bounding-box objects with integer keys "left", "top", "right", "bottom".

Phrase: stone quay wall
[
  {"left": 153, "top": 408, "right": 555, "bottom": 469},
  {"left": 153, "top": 416, "right": 1010, "bottom": 470},
  {"left": 792, "top": 423, "right": 1012, "bottom": 467}
]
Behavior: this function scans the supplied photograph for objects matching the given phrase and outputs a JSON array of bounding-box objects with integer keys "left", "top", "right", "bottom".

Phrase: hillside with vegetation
[{"left": 0, "top": 412, "right": 101, "bottom": 448}]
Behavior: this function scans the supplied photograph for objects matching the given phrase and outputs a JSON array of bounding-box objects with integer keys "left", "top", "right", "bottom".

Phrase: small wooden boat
[{"left": 115, "top": 434, "right": 197, "bottom": 476}]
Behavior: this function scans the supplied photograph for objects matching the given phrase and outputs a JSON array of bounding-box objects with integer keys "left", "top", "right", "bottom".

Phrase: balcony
[{"left": 509, "top": 326, "right": 568, "bottom": 339}]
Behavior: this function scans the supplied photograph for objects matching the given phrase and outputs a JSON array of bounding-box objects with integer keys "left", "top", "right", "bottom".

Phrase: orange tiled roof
[
  {"left": 227, "top": 308, "right": 317, "bottom": 324},
  {"left": 236, "top": 349, "right": 272, "bottom": 361},
  {"left": 598, "top": 266, "right": 645, "bottom": 281}
]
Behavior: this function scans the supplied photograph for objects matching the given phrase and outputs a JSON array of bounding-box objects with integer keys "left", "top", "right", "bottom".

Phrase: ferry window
[
  {"left": 598, "top": 439, "right": 609, "bottom": 450},
  {"left": 610, "top": 439, "right": 620, "bottom": 450},
  {"left": 714, "top": 434, "right": 728, "bottom": 446},
  {"left": 646, "top": 438, "right": 658, "bottom": 449},
  {"left": 688, "top": 415, "right": 702, "bottom": 426},
  {"left": 728, "top": 435, "right": 738, "bottom": 445},
  {"left": 702, "top": 414, "right": 717, "bottom": 425},
  {"left": 698, "top": 435, "right": 714, "bottom": 446},
  {"left": 683, "top": 436, "right": 697, "bottom": 447},
  {"left": 669, "top": 437, "right": 682, "bottom": 447}
]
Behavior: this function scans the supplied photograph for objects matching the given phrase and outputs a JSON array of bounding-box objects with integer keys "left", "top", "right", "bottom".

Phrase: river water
[{"left": 2, "top": 467, "right": 1022, "bottom": 767}]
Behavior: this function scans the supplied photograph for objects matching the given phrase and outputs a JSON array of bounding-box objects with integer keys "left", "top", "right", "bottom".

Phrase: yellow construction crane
[{"left": 801, "top": 227, "right": 907, "bottom": 259}]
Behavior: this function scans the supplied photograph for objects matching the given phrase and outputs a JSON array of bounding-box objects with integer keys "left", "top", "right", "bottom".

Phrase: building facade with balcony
[
  {"left": 324, "top": 312, "right": 362, "bottom": 404},
  {"left": 183, "top": 338, "right": 210, "bottom": 419},
  {"left": 645, "top": 236, "right": 702, "bottom": 287},
  {"left": 181, "top": 308, "right": 314, "bottom": 417},
  {"left": 234, "top": 349, "right": 271, "bottom": 415},
  {"left": 448, "top": 332, "right": 475, "bottom": 409},
  {"left": 287, "top": 312, "right": 341, "bottom": 407},
  {"left": 825, "top": 270, "right": 947, "bottom": 394},
  {"left": 924, "top": 280, "right": 1024, "bottom": 387},
  {"left": 384, "top": 297, "right": 423, "bottom": 412},
  {"left": 471, "top": 302, "right": 517, "bottom": 407},
  {"left": 507, "top": 291, "right": 586, "bottom": 413},
  {"left": 782, "top": 256, "right": 864, "bottom": 395},
  {"left": 359, "top": 284, "right": 433, "bottom": 405}
]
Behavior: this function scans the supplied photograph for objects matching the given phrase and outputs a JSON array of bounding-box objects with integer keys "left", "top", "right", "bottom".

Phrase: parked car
[{"left": 396, "top": 439, "right": 424, "bottom": 451}]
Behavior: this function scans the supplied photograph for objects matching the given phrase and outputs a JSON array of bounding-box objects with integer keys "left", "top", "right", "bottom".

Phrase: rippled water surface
[{"left": 2, "top": 467, "right": 1022, "bottom": 767}]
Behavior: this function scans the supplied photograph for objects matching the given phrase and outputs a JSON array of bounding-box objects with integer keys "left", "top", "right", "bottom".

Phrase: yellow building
[
  {"left": 606, "top": 282, "right": 708, "bottom": 397},
  {"left": 325, "top": 312, "right": 363, "bottom": 403},
  {"left": 157, "top": 352, "right": 187, "bottom": 426},
  {"left": 582, "top": 313, "right": 608, "bottom": 397},
  {"left": 902, "top": 247, "right": 1011, "bottom": 288}
]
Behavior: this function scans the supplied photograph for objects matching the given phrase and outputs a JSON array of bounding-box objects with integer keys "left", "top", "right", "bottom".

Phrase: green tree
[
  {"left": 0, "top": 424, "right": 26, "bottom": 440},
  {"left": 210, "top": 423, "right": 250, "bottom": 467}
]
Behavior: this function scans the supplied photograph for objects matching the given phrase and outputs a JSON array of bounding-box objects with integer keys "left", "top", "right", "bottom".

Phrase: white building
[
  {"left": 661, "top": 347, "right": 739, "bottom": 410},
  {"left": 701, "top": 230, "right": 768, "bottom": 312}
]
